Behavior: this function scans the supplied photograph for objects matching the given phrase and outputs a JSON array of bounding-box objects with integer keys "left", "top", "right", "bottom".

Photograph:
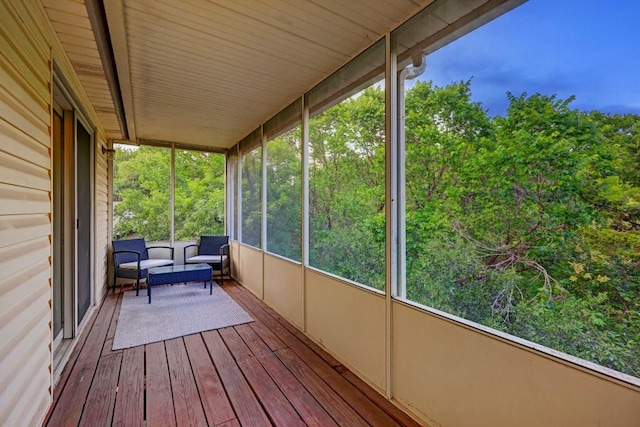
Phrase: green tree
[
  {"left": 113, "top": 146, "right": 171, "bottom": 241},
  {"left": 309, "top": 85, "right": 386, "bottom": 289},
  {"left": 113, "top": 146, "right": 225, "bottom": 241},
  {"left": 175, "top": 150, "right": 225, "bottom": 240},
  {"left": 242, "top": 147, "right": 262, "bottom": 248},
  {"left": 266, "top": 127, "right": 302, "bottom": 261},
  {"left": 402, "top": 83, "right": 639, "bottom": 376}
]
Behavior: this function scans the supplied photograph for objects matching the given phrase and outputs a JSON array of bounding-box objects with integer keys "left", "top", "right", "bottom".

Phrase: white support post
[
  {"left": 237, "top": 145, "right": 243, "bottom": 243},
  {"left": 170, "top": 143, "right": 175, "bottom": 246},
  {"left": 385, "top": 32, "right": 399, "bottom": 400},
  {"left": 302, "top": 95, "right": 310, "bottom": 332},
  {"left": 261, "top": 125, "right": 267, "bottom": 252}
]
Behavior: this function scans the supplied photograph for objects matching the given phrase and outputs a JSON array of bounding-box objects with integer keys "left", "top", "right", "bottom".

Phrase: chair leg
[{"left": 136, "top": 277, "right": 140, "bottom": 296}]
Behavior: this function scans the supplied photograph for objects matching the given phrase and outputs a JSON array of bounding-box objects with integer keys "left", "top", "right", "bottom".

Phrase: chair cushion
[
  {"left": 118, "top": 259, "right": 174, "bottom": 270},
  {"left": 186, "top": 255, "right": 227, "bottom": 263}
]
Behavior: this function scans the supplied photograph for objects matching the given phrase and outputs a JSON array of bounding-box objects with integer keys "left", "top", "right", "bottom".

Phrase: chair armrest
[
  {"left": 220, "top": 243, "right": 230, "bottom": 256},
  {"left": 113, "top": 250, "right": 141, "bottom": 268},
  {"left": 147, "top": 245, "right": 174, "bottom": 260},
  {"left": 183, "top": 243, "right": 199, "bottom": 261}
]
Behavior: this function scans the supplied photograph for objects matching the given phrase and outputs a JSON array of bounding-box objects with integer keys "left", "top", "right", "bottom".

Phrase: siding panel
[
  {"left": 0, "top": 278, "right": 50, "bottom": 388},
  {"left": 0, "top": 214, "right": 50, "bottom": 248},
  {"left": 0, "top": 1, "right": 49, "bottom": 67},
  {"left": 0, "top": 183, "right": 50, "bottom": 215},
  {"left": 0, "top": 60, "right": 50, "bottom": 122},
  {"left": 0, "top": 86, "right": 49, "bottom": 143},
  {"left": 95, "top": 136, "right": 109, "bottom": 300},
  {"left": 0, "top": 1, "right": 53, "bottom": 427},
  {"left": 0, "top": 118, "right": 49, "bottom": 168},
  {"left": 0, "top": 152, "right": 50, "bottom": 191},
  {"left": 0, "top": 29, "right": 49, "bottom": 98}
]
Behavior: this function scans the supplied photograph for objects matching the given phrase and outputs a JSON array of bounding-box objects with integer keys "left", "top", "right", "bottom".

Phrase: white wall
[
  {"left": 263, "top": 254, "right": 303, "bottom": 328},
  {"left": 234, "top": 242, "right": 264, "bottom": 299},
  {"left": 305, "top": 269, "right": 387, "bottom": 390},
  {"left": 393, "top": 302, "right": 640, "bottom": 427}
]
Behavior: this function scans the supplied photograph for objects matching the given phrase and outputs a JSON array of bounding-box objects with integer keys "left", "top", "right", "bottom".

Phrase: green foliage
[
  {"left": 113, "top": 146, "right": 225, "bottom": 241},
  {"left": 508, "top": 293, "right": 639, "bottom": 377},
  {"left": 112, "top": 80, "right": 639, "bottom": 378},
  {"left": 402, "top": 82, "right": 639, "bottom": 377},
  {"left": 174, "top": 150, "right": 225, "bottom": 239},
  {"left": 308, "top": 86, "right": 386, "bottom": 289},
  {"left": 242, "top": 147, "right": 262, "bottom": 248},
  {"left": 267, "top": 128, "right": 302, "bottom": 261},
  {"left": 113, "top": 146, "right": 171, "bottom": 241}
]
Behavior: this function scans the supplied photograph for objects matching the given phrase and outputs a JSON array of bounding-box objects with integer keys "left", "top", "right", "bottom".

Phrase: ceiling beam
[
  {"left": 84, "top": 0, "right": 130, "bottom": 140},
  {"left": 103, "top": 0, "right": 137, "bottom": 141}
]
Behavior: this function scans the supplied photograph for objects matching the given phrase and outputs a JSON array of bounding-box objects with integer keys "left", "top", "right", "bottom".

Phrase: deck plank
[
  {"left": 234, "top": 323, "right": 339, "bottom": 427},
  {"left": 146, "top": 341, "right": 177, "bottom": 427},
  {"left": 340, "top": 369, "right": 423, "bottom": 427},
  {"left": 284, "top": 338, "right": 401, "bottom": 427},
  {"left": 183, "top": 334, "right": 236, "bottom": 426},
  {"left": 202, "top": 329, "right": 272, "bottom": 427},
  {"left": 51, "top": 299, "right": 101, "bottom": 402},
  {"left": 220, "top": 327, "right": 305, "bottom": 427},
  {"left": 113, "top": 346, "right": 144, "bottom": 427},
  {"left": 247, "top": 318, "right": 288, "bottom": 352},
  {"left": 226, "top": 292, "right": 367, "bottom": 426},
  {"left": 165, "top": 338, "right": 208, "bottom": 426},
  {"left": 49, "top": 281, "right": 422, "bottom": 427},
  {"left": 227, "top": 283, "right": 401, "bottom": 427},
  {"left": 102, "top": 292, "right": 123, "bottom": 356},
  {"left": 230, "top": 283, "right": 341, "bottom": 366},
  {"left": 275, "top": 348, "right": 369, "bottom": 427},
  {"left": 46, "top": 294, "right": 118, "bottom": 426},
  {"left": 78, "top": 352, "right": 122, "bottom": 426}
]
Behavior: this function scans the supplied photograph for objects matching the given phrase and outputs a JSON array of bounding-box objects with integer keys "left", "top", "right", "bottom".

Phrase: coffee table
[{"left": 147, "top": 263, "right": 213, "bottom": 303}]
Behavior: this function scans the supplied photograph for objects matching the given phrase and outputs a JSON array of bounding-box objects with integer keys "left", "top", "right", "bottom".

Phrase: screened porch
[{"left": 1, "top": 0, "right": 639, "bottom": 426}]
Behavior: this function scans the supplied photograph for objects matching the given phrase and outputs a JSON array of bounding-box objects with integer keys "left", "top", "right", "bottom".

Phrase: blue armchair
[
  {"left": 112, "top": 238, "right": 174, "bottom": 295},
  {"left": 184, "top": 235, "right": 230, "bottom": 286}
]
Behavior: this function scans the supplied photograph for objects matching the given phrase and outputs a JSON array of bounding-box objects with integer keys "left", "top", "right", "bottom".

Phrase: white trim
[
  {"left": 263, "top": 250, "right": 303, "bottom": 266},
  {"left": 384, "top": 31, "right": 398, "bottom": 400},
  {"left": 302, "top": 95, "right": 310, "bottom": 332},
  {"left": 261, "top": 125, "right": 267, "bottom": 252},
  {"left": 304, "top": 265, "right": 385, "bottom": 297},
  {"left": 237, "top": 146, "right": 243, "bottom": 243},
  {"left": 170, "top": 143, "right": 175, "bottom": 245}
]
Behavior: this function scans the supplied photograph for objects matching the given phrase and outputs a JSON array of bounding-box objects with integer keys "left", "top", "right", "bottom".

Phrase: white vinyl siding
[
  {"left": 95, "top": 134, "right": 109, "bottom": 303},
  {"left": 0, "top": 1, "right": 112, "bottom": 425},
  {"left": 0, "top": 0, "right": 54, "bottom": 425}
]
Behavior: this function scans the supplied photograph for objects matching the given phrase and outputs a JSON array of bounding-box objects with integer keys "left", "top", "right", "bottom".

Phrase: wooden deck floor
[{"left": 45, "top": 280, "right": 421, "bottom": 427}]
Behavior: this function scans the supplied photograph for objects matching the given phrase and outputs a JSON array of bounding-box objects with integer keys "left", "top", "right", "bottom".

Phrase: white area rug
[{"left": 112, "top": 282, "right": 253, "bottom": 350}]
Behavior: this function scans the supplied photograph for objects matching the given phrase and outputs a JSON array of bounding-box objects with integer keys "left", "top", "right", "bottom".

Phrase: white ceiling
[
  {"left": 44, "top": 0, "right": 518, "bottom": 151},
  {"left": 117, "top": 0, "right": 434, "bottom": 149}
]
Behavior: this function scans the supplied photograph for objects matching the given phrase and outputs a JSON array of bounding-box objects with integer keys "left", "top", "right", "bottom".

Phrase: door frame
[
  {"left": 51, "top": 71, "right": 96, "bottom": 379},
  {"left": 74, "top": 113, "right": 95, "bottom": 331}
]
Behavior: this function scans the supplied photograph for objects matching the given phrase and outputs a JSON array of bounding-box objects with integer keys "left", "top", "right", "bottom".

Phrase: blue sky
[{"left": 420, "top": 0, "right": 640, "bottom": 116}]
